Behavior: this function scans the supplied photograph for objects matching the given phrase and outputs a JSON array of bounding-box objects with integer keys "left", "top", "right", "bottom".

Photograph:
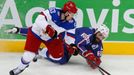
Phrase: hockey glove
[
  {"left": 66, "top": 44, "right": 79, "bottom": 56},
  {"left": 5, "top": 27, "right": 20, "bottom": 34},
  {"left": 83, "top": 50, "right": 101, "bottom": 69},
  {"left": 46, "top": 25, "right": 57, "bottom": 39}
]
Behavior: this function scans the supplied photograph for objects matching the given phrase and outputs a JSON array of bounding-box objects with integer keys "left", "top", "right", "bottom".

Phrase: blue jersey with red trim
[{"left": 62, "top": 27, "right": 103, "bottom": 57}]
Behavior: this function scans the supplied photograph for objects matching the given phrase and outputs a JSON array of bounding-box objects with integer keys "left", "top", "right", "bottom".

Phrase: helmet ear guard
[
  {"left": 95, "top": 24, "right": 109, "bottom": 38},
  {"left": 62, "top": 1, "right": 78, "bottom": 14}
]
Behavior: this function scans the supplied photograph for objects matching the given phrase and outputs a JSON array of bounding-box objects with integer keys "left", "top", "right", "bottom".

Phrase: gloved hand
[
  {"left": 5, "top": 27, "right": 20, "bottom": 34},
  {"left": 46, "top": 25, "right": 57, "bottom": 39},
  {"left": 83, "top": 50, "right": 101, "bottom": 69},
  {"left": 66, "top": 44, "right": 79, "bottom": 56}
]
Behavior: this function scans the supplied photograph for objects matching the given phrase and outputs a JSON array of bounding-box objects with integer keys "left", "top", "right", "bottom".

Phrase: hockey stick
[
  {"left": 64, "top": 42, "right": 111, "bottom": 75},
  {"left": 87, "top": 59, "right": 111, "bottom": 75},
  {"left": 98, "top": 66, "right": 111, "bottom": 75},
  {"left": 79, "top": 53, "right": 110, "bottom": 75},
  {"left": 99, "top": 69, "right": 105, "bottom": 75}
]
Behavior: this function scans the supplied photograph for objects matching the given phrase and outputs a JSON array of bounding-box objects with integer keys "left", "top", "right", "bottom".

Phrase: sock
[{"left": 17, "top": 51, "right": 36, "bottom": 70}]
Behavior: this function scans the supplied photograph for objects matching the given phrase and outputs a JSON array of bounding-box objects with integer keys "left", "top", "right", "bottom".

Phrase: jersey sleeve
[
  {"left": 75, "top": 27, "right": 95, "bottom": 56},
  {"left": 32, "top": 14, "right": 49, "bottom": 32},
  {"left": 95, "top": 43, "right": 103, "bottom": 57},
  {"left": 51, "top": 23, "right": 66, "bottom": 34},
  {"left": 54, "top": 20, "right": 76, "bottom": 34},
  {"left": 42, "top": 9, "right": 52, "bottom": 22},
  {"left": 77, "top": 39, "right": 89, "bottom": 55},
  {"left": 33, "top": 8, "right": 54, "bottom": 31},
  {"left": 19, "top": 28, "right": 28, "bottom": 36},
  {"left": 18, "top": 9, "right": 52, "bottom": 36},
  {"left": 90, "top": 42, "right": 103, "bottom": 58},
  {"left": 48, "top": 7, "right": 76, "bottom": 34},
  {"left": 32, "top": 9, "right": 52, "bottom": 34},
  {"left": 46, "top": 7, "right": 66, "bottom": 34}
]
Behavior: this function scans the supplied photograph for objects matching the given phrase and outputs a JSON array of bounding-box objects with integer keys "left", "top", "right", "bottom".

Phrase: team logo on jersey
[
  {"left": 91, "top": 44, "right": 99, "bottom": 50},
  {"left": 81, "top": 33, "right": 91, "bottom": 44}
]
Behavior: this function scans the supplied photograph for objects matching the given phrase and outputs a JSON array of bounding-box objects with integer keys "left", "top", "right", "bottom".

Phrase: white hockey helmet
[{"left": 95, "top": 24, "right": 109, "bottom": 38}]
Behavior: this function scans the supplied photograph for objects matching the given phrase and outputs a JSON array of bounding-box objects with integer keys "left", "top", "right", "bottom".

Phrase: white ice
[{"left": 0, "top": 53, "right": 134, "bottom": 75}]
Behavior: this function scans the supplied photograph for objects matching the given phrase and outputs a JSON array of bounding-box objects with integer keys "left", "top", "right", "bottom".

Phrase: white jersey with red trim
[{"left": 31, "top": 7, "right": 76, "bottom": 41}]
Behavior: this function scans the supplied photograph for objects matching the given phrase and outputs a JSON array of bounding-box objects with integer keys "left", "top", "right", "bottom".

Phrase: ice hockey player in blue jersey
[{"left": 54, "top": 24, "right": 110, "bottom": 69}]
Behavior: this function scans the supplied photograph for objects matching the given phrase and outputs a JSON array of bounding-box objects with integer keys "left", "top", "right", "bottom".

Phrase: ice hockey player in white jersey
[{"left": 9, "top": 1, "right": 78, "bottom": 75}]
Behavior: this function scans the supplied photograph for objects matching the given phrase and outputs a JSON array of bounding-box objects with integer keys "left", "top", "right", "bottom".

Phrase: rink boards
[{"left": 0, "top": 40, "right": 134, "bottom": 55}]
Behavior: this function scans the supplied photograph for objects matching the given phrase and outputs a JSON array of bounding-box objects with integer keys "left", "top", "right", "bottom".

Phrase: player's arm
[
  {"left": 47, "top": 7, "right": 76, "bottom": 34},
  {"left": 83, "top": 50, "right": 102, "bottom": 69},
  {"left": 4, "top": 27, "right": 29, "bottom": 36},
  {"left": 4, "top": 10, "right": 56, "bottom": 37},
  {"left": 32, "top": 9, "right": 57, "bottom": 39},
  {"left": 48, "top": 8, "right": 67, "bottom": 34},
  {"left": 77, "top": 40, "right": 101, "bottom": 69}
]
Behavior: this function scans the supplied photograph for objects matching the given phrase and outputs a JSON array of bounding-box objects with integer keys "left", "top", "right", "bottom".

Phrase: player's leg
[
  {"left": 34, "top": 39, "right": 70, "bottom": 64},
  {"left": 9, "top": 28, "right": 42, "bottom": 75},
  {"left": 9, "top": 51, "right": 36, "bottom": 75},
  {"left": 35, "top": 40, "right": 79, "bottom": 64},
  {"left": 32, "top": 47, "right": 47, "bottom": 62},
  {"left": 19, "top": 28, "right": 29, "bottom": 36},
  {"left": 38, "top": 47, "right": 72, "bottom": 64},
  {"left": 51, "top": 43, "right": 79, "bottom": 64}
]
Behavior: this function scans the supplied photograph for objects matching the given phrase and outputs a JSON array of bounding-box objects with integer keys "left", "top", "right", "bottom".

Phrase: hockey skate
[{"left": 9, "top": 65, "right": 29, "bottom": 75}]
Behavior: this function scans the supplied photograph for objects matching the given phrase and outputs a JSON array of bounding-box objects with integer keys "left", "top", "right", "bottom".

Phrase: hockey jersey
[
  {"left": 61, "top": 27, "right": 103, "bottom": 57},
  {"left": 31, "top": 7, "right": 76, "bottom": 41}
]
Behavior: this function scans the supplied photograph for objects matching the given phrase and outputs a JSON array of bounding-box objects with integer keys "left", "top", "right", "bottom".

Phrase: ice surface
[{"left": 0, "top": 53, "right": 134, "bottom": 75}]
